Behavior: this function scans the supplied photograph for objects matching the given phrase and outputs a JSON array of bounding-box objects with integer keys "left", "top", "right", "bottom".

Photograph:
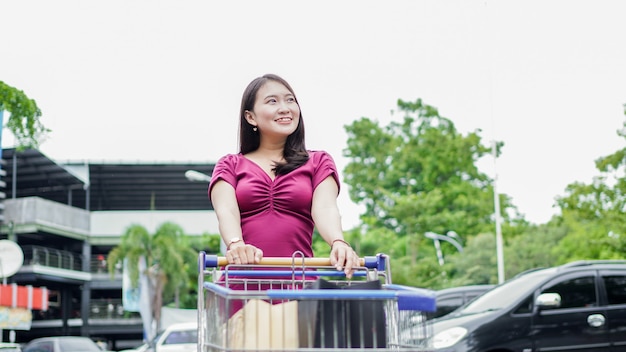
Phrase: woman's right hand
[{"left": 226, "top": 242, "right": 263, "bottom": 264}]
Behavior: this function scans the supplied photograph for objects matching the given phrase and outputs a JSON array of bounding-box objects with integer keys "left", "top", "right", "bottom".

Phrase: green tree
[
  {"left": 503, "top": 220, "right": 567, "bottom": 274},
  {"left": 344, "top": 98, "right": 512, "bottom": 237},
  {"left": 107, "top": 222, "right": 197, "bottom": 335},
  {"left": 343, "top": 98, "right": 519, "bottom": 287},
  {"left": 554, "top": 108, "right": 626, "bottom": 261},
  {"left": 0, "top": 81, "right": 49, "bottom": 148}
]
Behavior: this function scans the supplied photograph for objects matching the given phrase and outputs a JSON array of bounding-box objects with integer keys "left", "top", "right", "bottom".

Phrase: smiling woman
[{"left": 209, "top": 73, "right": 359, "bottom": 279}]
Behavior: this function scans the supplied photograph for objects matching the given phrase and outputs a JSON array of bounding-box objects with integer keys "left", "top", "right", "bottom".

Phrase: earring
[{"left": 253, "top": 127, "right": 258, "bottom": 132}]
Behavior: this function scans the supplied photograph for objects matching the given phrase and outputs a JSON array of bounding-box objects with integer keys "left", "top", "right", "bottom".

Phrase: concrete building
[{"left": 0, "top": 148, "right": 217, "bottom": 350}]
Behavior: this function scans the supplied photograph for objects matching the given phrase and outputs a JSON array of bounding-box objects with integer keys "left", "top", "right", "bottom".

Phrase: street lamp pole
[
  {"left": 492, "top": 140, "right": 505, "bottom": 284},
  {"left": 185, "top": 169, "right": 211, "bottom": 183},
  {"left": 424, "top": 232, "right": 464, "bottom": 266}
]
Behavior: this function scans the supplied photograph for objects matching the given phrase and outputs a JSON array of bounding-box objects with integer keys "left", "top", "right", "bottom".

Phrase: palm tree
[{"left": 107, "top": 222, "right": 196, "bottom": 337}]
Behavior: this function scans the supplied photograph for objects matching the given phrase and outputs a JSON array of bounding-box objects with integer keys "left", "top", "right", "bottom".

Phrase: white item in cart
[{"left": 227, "top": 299, "right": 299, "bottom": 349}]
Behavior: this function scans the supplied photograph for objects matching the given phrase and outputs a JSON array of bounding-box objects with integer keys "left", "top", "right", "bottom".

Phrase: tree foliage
[
  {"left": 343, "top": 98, "right": 511, "bottom": 238},
  {"left": 554, "top": 107, "right": 626, "bottom": 261},
  {"left": 107, "top": 222, "right": 198, "bottom": 333},
  {"left": 342, "top": 98, "right": 520, "bottom": 287},
  {"left": 0, "top": 81, "right": 49, "bottom": 148}
]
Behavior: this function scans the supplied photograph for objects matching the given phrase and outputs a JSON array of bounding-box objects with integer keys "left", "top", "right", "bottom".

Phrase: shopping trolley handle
[{"left": 198, "top": 251, "right": 388, "bottom": 271}]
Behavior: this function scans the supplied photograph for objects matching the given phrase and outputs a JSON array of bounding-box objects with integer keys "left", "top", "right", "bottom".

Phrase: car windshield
[
  {"left": 459, "top": 269, "right": 554, "bottom": 314},
  {"left": 163, "top": 330, "right": 197, "bottom": 345},
  {"left": 59, "top": 339, "right": 101, "bottom": 352}
]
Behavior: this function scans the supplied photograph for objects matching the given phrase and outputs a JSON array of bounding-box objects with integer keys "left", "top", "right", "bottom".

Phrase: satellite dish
[{"left": 0, "top": 240, "right": 24, "bottom": 278}]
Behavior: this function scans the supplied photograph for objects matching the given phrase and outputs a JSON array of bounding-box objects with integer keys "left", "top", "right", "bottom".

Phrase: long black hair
[{"left": 238, "top": 74, "right": 309, "bottom": 175}]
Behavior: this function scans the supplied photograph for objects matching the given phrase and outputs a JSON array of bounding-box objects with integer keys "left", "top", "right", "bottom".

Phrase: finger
[
  {"left": 240, "top": 252, "right": 250, "bottom": 264},
  {"left": 344, "top": 251, "right": 354, "bottom": 272},
  {"left": 254, "top": 248, "right": 264, "bottom": 263},
  {"left": 244, "top": 245, "right": 255, "bottom": 259},
  {"left": 336, "top": 248, "right": 347, "bottom": 271},
  {"left": 229, "top": 251, "right": 241, "bottom": 264},
  {"left": 345, "top": 251, "right": 359, "bottom": 279},
  {"left": 344, "top": 251, "right": 355, "bottom": 275},
  {"left": 329, "top": 248, "right": 339, "bottom": 266}
]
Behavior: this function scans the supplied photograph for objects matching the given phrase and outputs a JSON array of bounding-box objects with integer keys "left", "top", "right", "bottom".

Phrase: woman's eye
[
  {"left": 267, "top": 98, "right": 277, "bottom": 104},
  {"left": 287, "top": 97, "right": 295, "bottom": 103}
]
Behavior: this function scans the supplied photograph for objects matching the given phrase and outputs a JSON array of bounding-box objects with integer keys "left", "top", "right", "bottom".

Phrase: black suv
[
  {"left": 426, "top": 260, "right": 626, "bottom": 351},
  {"left": 430, "top": 284, "right": 495, "bottom": 320}
]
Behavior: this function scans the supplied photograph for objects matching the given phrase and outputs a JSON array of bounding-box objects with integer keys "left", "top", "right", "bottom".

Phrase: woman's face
[{"left": 245, "top": 80, "right": 300, "bottom": 139}]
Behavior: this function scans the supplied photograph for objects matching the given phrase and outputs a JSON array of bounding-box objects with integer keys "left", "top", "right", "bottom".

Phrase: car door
[
  {"left": 600, "top": 269, "right": 626, "bottom": 352},
  {"left": 531, "top": 271, "right": 610, "bottom": 351}
]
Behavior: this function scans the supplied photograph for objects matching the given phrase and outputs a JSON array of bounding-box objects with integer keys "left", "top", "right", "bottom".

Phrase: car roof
[
  {"left": 164, "top": 322, "right": 197, "bottom": 331},
  {"left": 29, "top": 337, "right": 93, "bottom": 342},
  {"left": 512, "top": 260, "right": 626, "bottom": 279},
  {"left": 436, "top": 284, "right": 496, "bottom": 296}
]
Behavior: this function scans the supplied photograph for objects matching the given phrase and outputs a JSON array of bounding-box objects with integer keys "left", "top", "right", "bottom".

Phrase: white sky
[{"left": 1, "top": 1, "right": 625, "bottom": 229}]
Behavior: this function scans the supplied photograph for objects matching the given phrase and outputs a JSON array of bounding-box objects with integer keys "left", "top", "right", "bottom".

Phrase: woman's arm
[
  {"left": 210, "top": 180, "right": 262, "bottom": 264},
  {"left": 312, "top": 176, "right": 359, "bottom": 278}
]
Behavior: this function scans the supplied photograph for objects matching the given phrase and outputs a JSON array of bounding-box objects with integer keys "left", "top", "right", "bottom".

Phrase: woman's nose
[{"left": 278, "top": 101, "right": 290, "bottom": 112}]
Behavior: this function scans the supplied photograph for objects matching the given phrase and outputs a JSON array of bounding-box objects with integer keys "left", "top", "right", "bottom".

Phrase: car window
[
  {"left": 542, "top": 276, "right": 596, "bottom": 309},
  {"left": 436, "top": 295, "right": 464, "bottom": 318},
  {"left": 163, "top": 330, "right": 197, "bottom": 345},
  {"left": 603, "top": 275, "right": 626, "bottom": 305},
  {"left": 512, "top": 295, "right": 533, "bottom": 314},
  {"left": 58, "top": 339, "right": 101, "bottom": 352},
  {"left": 24, "top": 342, "right": 53, "bottom": 352},
  {"left": 465, "top": 292, "right": 483, "bottom": 301},
  {"left": 462, "top": 271, "right": 553, "bottom": 313}
]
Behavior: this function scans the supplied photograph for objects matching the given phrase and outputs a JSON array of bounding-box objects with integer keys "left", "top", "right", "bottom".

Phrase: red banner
[{"left": 0, "top": 284, "right": 48, "bottom": 310}]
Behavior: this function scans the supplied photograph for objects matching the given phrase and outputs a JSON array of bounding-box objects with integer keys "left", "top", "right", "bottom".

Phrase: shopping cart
[{"left": 197, "top": 251, "right": 435, "bottom": 351}]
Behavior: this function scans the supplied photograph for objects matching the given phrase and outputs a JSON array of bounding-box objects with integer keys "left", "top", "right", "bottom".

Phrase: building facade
[{"left": 0, "top": 148, "right": 217, "bottom": 350}]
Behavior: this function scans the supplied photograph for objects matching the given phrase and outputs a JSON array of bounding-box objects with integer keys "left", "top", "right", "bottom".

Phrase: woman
[{"left": 209, "top": 73, "right": 358, "bottom": 278}]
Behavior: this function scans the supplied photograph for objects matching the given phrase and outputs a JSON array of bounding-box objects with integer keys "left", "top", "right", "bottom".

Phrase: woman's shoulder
[
  {"left": 216, "top": 153, "right": 243, "bottom": 164},
  {"left": 213, "top": 153, "right": 245, "bottom": 171},
  {"left": 307, "top": 150, "right": 335, "bottom": 162}
]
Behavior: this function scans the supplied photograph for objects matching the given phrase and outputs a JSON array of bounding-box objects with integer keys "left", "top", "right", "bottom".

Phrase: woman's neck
[
  {"left": 247, "top": 147, "right": 282, "bottom": 161},
  {"left": 253, "top": 140, "right": 285, "bottom": 160}
]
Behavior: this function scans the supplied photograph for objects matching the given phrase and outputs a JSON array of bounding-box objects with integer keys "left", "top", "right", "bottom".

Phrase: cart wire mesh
[{"left": 197, "top": 252, "right": 434, "bottom": 351}]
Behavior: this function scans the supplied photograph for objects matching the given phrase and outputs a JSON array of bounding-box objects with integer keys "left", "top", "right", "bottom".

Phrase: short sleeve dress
[{"left": 208, "top": 150, "right": 340, "bottom": 258}]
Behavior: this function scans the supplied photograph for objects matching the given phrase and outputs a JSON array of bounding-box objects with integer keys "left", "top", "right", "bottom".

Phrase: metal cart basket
[{"left": 197, "top": 252, "right": 435, "bottom": 351}]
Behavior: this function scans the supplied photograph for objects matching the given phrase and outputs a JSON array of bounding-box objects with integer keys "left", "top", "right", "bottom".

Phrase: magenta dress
[{"left": 208, "top": 150, "right": 340, "bottom": 258}]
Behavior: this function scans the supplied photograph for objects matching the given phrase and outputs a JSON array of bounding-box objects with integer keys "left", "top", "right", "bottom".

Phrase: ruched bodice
[{"left": 209, "top": 151, "right": 339, "bottom": 257}]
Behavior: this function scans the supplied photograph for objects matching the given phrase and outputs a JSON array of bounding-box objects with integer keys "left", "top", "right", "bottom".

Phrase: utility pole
[{"left": 492, "top": 140, "right": 505, "bottom": 284}]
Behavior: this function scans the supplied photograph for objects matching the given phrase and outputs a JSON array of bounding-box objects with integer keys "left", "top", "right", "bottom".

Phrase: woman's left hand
[{"left": 330, "top": 240, "right": 359, "bottom": 279}]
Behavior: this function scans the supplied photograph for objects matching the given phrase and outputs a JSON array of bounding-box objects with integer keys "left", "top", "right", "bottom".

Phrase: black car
[
  {"left": 431, "top": 284, "right": 495, "bottom": 320},
  {"left": 424, "top": 260, "right": 626, "bottom": 351}
]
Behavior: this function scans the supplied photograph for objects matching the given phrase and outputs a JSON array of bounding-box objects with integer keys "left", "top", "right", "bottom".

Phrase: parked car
[
  {"left": 22, "top": 336, "right": 111, "bottom": 352},
  {"left": 421, "top": 260, "right": 626, "bottom": 351},
  {"left": 430, "top": 284, "right": 495, "bottom": 320},
  {"left": 0, "top": 343, "right": 22, "bottom": 352},
  {"left": 119, "top": 322, "right": 197, "bottom": 352},
  {"left": 153, "top": 322, "right": 197, "bottom": 352},
  {"left": 117, "top": 343, "right": 149, "bottom": 352}
]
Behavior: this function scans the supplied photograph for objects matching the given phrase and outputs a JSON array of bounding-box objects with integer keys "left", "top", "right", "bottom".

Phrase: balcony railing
[
  {"left": 89, "top": 298, "right": 141, "bottom": 320},
  {"left": 22, "top": 245, "right": 83, "bottom": 271},
  {"left": 90, "top": 254, "right": 122, "bottom": 275},
  {"left": 33, "top": 298, "right": 141, "bottom": 322}
]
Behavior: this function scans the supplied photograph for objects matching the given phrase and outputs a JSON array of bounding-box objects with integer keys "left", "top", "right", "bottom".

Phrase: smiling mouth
[{"left": 275, "top": 117, "right": 292, "bottom": 122}]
